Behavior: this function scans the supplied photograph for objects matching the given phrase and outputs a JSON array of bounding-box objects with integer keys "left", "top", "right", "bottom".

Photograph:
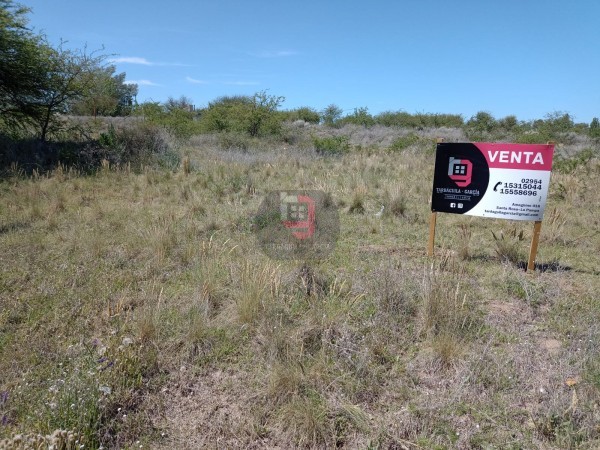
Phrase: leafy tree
[
  {"left": 198, "top": 91, "right": 285, "bottom": 137},
  {"left": 339, "top": 107, "right": 375, "bottom": 127},
  {"left": 71, "top": 66, "right": 137, "bottom": 117},
  {"left": 374, "top": 111, "right": 463, "bottom": 129},
  {"left": 32, "top": 45, "right": 109, "bottom": 141},
  {"left": 498, "top": 115, "right": 519, "bottom": 131},
  {"left": 198, "top": 95, "right": 253, "bottom": 133},
  {"left": 427, "top": 113, "right": 464, "bottom": 128},
  {"left": 590, "top": 117, "right": 600, "bottom": 138},
  {"left": 541, "top": 111, "right": 574, "bottom": 134},
  {"left": 375, "top": 110, "right": 419, "bottom": 128},
  {"left": 297, "top": 106, "right": 320, "bottom": 124},
  {"left": 466, "top": 111, "right": 497, "bottom": 133},
  {"left": 281, "top": 106, "right": 320, "bottom": 124},
  {"left": 0, "top": 0, "right": 48, "bottom": 133},
  {"left": 1, "top": 1, "right": 122, "bottom": 140},
  {"left": 135, "top": 101, "right": 163, "bottom": 121},
  {"left": 321, "top": 104, "right": 343, "bottom": 127},
  {"left": 523, "top": 111, "right": 575, "bottom": 142},
  {"left": 164, "top": 95, "right": 194, "bottom": 112},
  {"left": 135, "top": 100, "right": 197, "bottom": 139},
  {"left": 246, "top": 90, "right": 285, "bottom": 137}
]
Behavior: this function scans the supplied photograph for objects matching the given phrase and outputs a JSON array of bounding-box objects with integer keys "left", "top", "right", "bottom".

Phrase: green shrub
[
  {"left": 0, "top": 122, "right": 178, "bottom": 173},
  {"left": 97, "top": 123, "right": 179, "bottom": 169},
  {"left": 375, "top": 110, "right": 418, "bottom": 128},
  {"left": 196, "top": 96, "right": 248, "bottom": 133},
  {"left": 590, "top": 117, "right": 600, "bottom": 138},
  {"left": 197, "top": 91, "right": 285, "bottom": 137},
  {"left": 217, "top": 132, "right": 251, "bottom": 151},
  {"left": 339, "top": 107, "right": 375, "bottom": 127},
  {"left": 498, "top": 115, "right": 519, "bottom": 132},
  {"left": 374, "top": 111, "right": 463, "bottom": 128},
  {"left": 430, "top": 113, "right": 464, "bottom": 128},
  {"left": 388, "top": 133, "right": 419, "bottom": 152},
  {"left": 520, "top": 111, "right": 577, "bottom": 143},
  {"left": 312, "top": 135, "right": 351, "bottom": 155},
  {"left": 134, "top": 101, "right": 199, "bottom": 139},
  {"left": 515, "top": 131, "right": 551, "bottom": 144},
  {"left": 553, "top": 148, "right": 596, "bottom": 173},
  {"left": 465, "top": 111, "right": 498, "bottom": 139},
  {"left": 281, "top": 107, "right": 320, "bottom": 124},
  {"left": 413, "top": 112, "right": 464, "bottom": 128},
  {"left": 98, "top": 123, "right": 119, "bottom": 148},
  {"left": 321, "top": 104, "right": 343, "bottom": 127},
  {"left": 541, "top": 111, "right": 574, "bottom": 134},
  {"left": 161, "top": 108, "right": 199, "bottom": 139}
]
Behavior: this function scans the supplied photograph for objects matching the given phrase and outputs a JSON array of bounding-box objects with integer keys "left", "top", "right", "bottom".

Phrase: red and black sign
[{"left": 431, "top": 142, "right": 554, "bottom": 220}]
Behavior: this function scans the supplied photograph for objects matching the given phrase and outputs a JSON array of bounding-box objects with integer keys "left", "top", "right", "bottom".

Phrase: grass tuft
[{"left": 492, "top": 226, "right": 526, "bottom": 264}]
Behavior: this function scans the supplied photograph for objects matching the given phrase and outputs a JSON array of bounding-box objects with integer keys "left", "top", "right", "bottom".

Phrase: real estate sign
[{"left": 431, "top": 142, "right": 555, "bottom": 221}]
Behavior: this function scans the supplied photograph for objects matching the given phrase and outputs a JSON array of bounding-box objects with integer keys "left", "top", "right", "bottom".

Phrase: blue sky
[{"left": 23, "top": 0, "right": 600, "bottom": 123}]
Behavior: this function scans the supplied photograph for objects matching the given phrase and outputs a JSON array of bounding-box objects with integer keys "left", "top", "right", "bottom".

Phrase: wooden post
[
  {"left": 428, "top": 138, "right": 444, "bottom": 257},
  {"left": 527, "top": 220, "right": 542, "bottom": 271},
  {"left": 428, "top": 212, "right": 437, "bottom": 256},
  {"left": 526, "top": 141, "right": 553, "bottom": 271}
]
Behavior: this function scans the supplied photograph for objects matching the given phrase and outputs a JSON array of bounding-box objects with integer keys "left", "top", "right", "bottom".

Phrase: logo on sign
[{"left": 448, "top": 157, "right": 473, "bottom": 187}]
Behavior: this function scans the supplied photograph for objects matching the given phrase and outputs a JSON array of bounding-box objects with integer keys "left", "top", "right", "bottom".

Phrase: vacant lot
[{"left": 1, "top": 124, "right": 599, "bottom": 449}]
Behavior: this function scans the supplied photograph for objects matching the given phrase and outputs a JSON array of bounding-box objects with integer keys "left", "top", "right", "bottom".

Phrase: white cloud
[
  {"left": 110, "top": 56, "right": 191, "bottom": 67},
  {"left": 125, "top": 79, "right": 160, "bottom": 87},
  {"left": 186, "top": 76, "right": 208, "bottom": 84},
  {"left": 110, "top": 56, "right": 153, "bottom": 65},
  {"left": 251, "top": 50, "right": 297, "bottom": 58}
]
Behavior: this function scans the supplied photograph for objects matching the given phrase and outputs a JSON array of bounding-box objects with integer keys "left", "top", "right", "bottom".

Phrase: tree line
[{"left": 2, "top": 0, "right": 599, "bottom": 146}]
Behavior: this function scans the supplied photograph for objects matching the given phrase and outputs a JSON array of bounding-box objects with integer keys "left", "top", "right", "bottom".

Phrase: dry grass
[{"left": 1, "top": 125, "right": 599, "bottom": 448}]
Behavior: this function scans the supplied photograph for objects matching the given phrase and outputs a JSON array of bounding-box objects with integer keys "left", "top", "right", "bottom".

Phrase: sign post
[
  {"left": 428, "top": 138, "right": 443, "bottom": 257},
  {"left": 427, "top": 211, "right": 437, "bottom": 257},
  {"left": 429, "top": 142, "right": 555, "bottom": 270},
  {"left": 527, "top": 220, "right": 543, "bottom": 271}
]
